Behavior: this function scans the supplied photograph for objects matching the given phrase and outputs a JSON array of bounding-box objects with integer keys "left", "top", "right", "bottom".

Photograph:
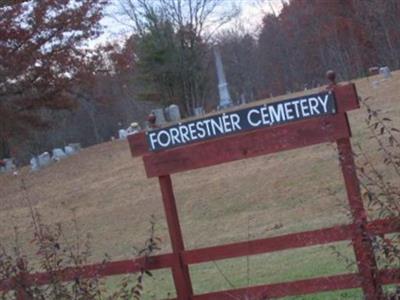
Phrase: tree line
[{"left": 116, "top": 0, "right": 400, "bottom": 111}]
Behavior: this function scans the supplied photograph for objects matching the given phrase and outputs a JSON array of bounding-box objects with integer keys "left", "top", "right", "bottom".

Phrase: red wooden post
[
  {"left": 337, "top": 137, "right": 383, "bottom": 299},
  {"left": 16, "top": 288, "right": 25, "bottom": 300},
  {"left": 158, "top": 175, "right": 193, "bottom": 299},
  {"left": 16, "top": 258, "right": 27, "bottom": 300}
]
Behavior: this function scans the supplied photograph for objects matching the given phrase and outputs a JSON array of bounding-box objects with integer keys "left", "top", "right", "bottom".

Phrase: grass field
[{"left": 1, "top": 71, "right": 400, "bottom": 299}]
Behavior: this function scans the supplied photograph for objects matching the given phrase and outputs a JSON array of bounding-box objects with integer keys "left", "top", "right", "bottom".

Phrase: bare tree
[{"left": 115, "top": 0, "right": 239, "bottom": 40}]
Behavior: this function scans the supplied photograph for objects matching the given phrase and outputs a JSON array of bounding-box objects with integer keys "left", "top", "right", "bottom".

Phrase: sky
[{"left": 94, "top": 0, "right": 284, "bottom": 45}]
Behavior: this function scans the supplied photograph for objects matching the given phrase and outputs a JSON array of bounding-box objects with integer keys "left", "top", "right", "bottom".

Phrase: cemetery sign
[{"left": 146, "top": 91, "right": 336, "bottom": 151}]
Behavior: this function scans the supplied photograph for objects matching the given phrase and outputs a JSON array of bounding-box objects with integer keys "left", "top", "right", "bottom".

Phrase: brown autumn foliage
[
  {"left": 0, "top": 0, "right": 108, "bottom": 158},
  {"left": 219, "top": 0, "right": 400, "bottom": 101}
]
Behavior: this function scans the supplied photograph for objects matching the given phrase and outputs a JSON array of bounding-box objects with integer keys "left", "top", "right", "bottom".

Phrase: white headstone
[
  {"left": 240, "top": 93, "right": 247, "bottom": 105},
  {"left": 167, "top": 104, "right": 181, "bottom": 122},
  {"left": 69, "top": 143, "right": 81, "bottom": 152},
  {"left": 4, "top": 158, "right": 15, "bottom": 171},
  {"left": 0, "top": 158, "right": 14, "bottom": 173},
  {"left": 64, "top": 146, "right": 75, "bottom": 156},
  {"left": 193, "top": 107, "right": 205, "bottom": 116},
  {"left": 118, "top": 129, "right": 128, "bottom": 139},
  {"left": 38, "top": 152, "right": 51, "bottom": 166},
  {"left": 152, "top": 108, "right": 166, "bottom": 126},
  {"left": 30, "top": 157, "right": 40, "bottom": 171},
  {"left": 52, "top": 148, "right": 66, "bottom": 161},
  {"left": 379, "top": 66, "right": 391, "bottom": 79}
]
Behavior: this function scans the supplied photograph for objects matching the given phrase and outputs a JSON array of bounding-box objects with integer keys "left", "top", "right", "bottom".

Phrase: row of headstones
[
  {"left": 118, "top": 122, "right": 141, "bottom": 140},
  {"left": 369, "top": 66, "right": 392, "bottom": 89},
  {"left": 30, "top": 143, "right": 81, "bottom": 171},
  {"left": 118, "top": 104, "right": 182, "bottom": 139},
  {"left": 369, "top": 66, "right": 392, "bottom": 78},
  {"left": 151, "top": 104, "right": 181, "bottom": 126}
]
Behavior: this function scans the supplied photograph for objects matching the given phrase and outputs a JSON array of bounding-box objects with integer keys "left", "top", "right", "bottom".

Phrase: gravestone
[
  {"left": 240, "top": 93, "right": 247, "bottom": 105},
  {"left": 214, "top": 47, "right": 232, "bottom": 109},
  {"left": 193, "top": 107, "right": 205, "bottom": 116},
  {"left": 30, "top": 157, "right": 40, "bottom": 171},
  {"left": 0, "top": 158, "right": 14, "bottom": 173},
  {"left": 5, "top": 158, "right": 15, "bottom": 171},
  {"left": 151, "top": 108, "right": 166, "bottom": 126},
  {"left": 64, "top": 146, "right": 75, "bottom": 156},
  {"left": 52, "top": 148, "right": 66, "bottom": 161},
  {"left": 118, "top": 129, "right": 128, "bottom": 139},
  {"left": 31, "top": 151, "right": 54, "bottom": 170},
  {"left": 379, "top": 66, "right": 391, "bottom": 79},
  {"left": 38, "top": 152, "right": 51, "bottom": 166},
  {"left": 167, "top": 104, "right": 181, "bottom": 122},
  {"left": 69, "top": 143, "right": 81, "bottom": 152}
]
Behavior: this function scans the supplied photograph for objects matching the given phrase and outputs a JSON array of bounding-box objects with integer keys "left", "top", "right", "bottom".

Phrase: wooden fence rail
[{"left": 0, "top": 218, "right": 399, "bottom": 298}]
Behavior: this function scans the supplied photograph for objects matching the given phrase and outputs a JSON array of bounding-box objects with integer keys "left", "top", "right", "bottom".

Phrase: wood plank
[
  {"left": 128, "top": 131, "right": 147, "bottom": 157},
  {"left": 193, "top": 268, "right": 400, "bottom": 300},
  {"left": 181, "top": 218, "right": 398, "bottom": 266},
  {"left": 380, "top": 268, "right": 400, "bottom": 285},
  {"left": 1, "top": 218, "right": 398, "bottom": 293},
  {"left": 183, "top": 224, "right": 353, "bottom": 265},
  {"left": 128, "top": 84, "right": 358, "bottom": 157},
  {"left": 143, "top": 114, "right": 351, "bottom": 177},
  {"left": 158, "top": 175, "right": 193, "bottom": 298},
  {"left": 366, "top": 217, "right": 400, "bottom": 235},
  {"left": 0, "top": 253, "right": 176, "bottom": 292},
  {"left": 193, "top": 273, "right": 361, "bottom": 300},
  {"left": 332, "top": 83, "right": 359, "bottom": 113},
  {"left": 337, "top": 138, "right": 383, "bottom": 298}
]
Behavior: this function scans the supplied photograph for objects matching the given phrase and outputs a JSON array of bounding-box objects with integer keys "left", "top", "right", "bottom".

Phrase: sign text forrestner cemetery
[{"left": 147, "top": 91, "right": 336, "bottom": 151}]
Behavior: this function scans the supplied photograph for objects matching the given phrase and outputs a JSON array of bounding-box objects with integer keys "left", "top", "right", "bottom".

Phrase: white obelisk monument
[{"left": 214, "top": 47, "right": 232, "bottom": 109}]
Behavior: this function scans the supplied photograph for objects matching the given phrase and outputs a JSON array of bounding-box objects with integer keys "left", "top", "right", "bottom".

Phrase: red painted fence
[{"left": 1, "top": 83, "right": 399, "bottom": 299}]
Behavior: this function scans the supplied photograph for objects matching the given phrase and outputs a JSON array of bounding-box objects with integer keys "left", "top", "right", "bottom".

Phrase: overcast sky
[{"left": 94, "top": 0, "right": 284, "bottom": 45}]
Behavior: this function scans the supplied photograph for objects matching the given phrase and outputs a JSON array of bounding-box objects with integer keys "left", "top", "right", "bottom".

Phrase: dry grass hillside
[{"left": 1, "top": 71, "right": 400, "bottom": 299}]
